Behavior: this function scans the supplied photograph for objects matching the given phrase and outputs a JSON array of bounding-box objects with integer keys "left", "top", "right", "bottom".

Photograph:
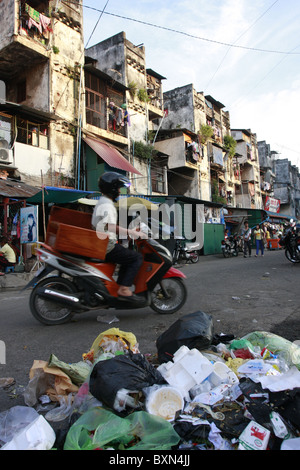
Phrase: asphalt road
[{"left": 0, "top": 249, "right": 299, "bottom": 414}]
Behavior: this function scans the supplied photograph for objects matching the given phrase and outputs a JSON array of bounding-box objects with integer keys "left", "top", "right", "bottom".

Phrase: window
[
  {"left": 0, "top": 113, "right": 12, "bottom": 146},
  {"left": 16, "top": 117, "right": 49, "bottom": 149},
  {"left": 85, "top": 72, "right": 106, "bottom": 129},
  {"left": 151, "top": 166, "right": 166, "bottom": 193}
]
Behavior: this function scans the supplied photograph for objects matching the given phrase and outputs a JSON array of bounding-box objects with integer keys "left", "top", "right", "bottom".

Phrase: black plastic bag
[
  {"left": 156, "top": 311, "right": 214, "bottom": 363},
  {"left": 89, "top": 352, "right": 165, "bottom": 412}
]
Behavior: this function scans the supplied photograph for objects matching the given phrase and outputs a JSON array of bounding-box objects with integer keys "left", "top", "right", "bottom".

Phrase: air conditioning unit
[{"left": 0, "top": 148, "right": 13, "bottom": 164}]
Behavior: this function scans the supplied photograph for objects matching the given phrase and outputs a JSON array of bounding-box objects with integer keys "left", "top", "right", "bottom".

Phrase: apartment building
[
  {"left": 84, "top": 31, "right": 167, "bottom": 195},
  {"left": 257, "top": 140, "right": 276, "bottom": 207},
  {"left": 155, "top": 84, "right": 239, "bottom": 206},
  {"left": 230, "top": 129, "right": 262, "bottom": 209},
  {"left": 0, "top": 0, "right": 85, "bottom": 187},
  {"left": 274, "top": 158, "right": 300, "bottom": 219}
]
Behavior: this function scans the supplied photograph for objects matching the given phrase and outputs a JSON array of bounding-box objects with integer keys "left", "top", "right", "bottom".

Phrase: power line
[
  {"left": 85, "top": 0, "right": 110, "bottom": 48},
  {"left": 231, "top": 42, "right": 300, "bottom": 111},
  {"left": 204, "top": 0, "right": 281, "bottom": 91},
  {"left": 54, "top": 0, "right": 110, "bottom": 112},
  {"left": 65, "top": 1, "right": 300, "bottom": 55}
]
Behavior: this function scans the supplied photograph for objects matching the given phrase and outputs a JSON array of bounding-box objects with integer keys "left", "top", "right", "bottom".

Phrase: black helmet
[{"left": 98, "top": 172, "right": 131, "bottom": 201}]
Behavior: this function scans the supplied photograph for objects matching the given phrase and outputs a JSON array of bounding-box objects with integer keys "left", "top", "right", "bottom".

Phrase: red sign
[{"left": 265, "top": 196, "right": 280, "bottom": 213}]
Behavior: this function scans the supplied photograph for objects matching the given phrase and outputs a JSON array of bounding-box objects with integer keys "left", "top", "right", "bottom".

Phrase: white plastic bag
[{"left": 0, "top": 406, "right": 55, "bottom": 450}]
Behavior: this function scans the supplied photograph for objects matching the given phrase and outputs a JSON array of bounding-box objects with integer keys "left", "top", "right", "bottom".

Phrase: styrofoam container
[
  {"left": 157, "top": 346, "right": 214, "bottom": 394},
  {"left": 1, "top": 415, "right": 56, "bottom": 450},
  {"left": 146, "top": 386, "right": 184, "bottom": 421},
  {"left": 208, "top": 361, "right": 239, "bottom": 387}
]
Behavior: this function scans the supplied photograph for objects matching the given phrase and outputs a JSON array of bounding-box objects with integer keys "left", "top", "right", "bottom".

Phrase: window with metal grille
[{"left": 85, "top": 72, "right": 106, "bottom": 129}]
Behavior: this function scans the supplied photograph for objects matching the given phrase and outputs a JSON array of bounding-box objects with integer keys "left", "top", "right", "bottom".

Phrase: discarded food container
[
  {"left": 238, "top": 421, "right": 270, "bottom": 450},
  {"left": 146, "top": 386, "right": 184, "bottom": 421},
  {"left": 157, "top": 346, "right": 214, "bottom": 395},
  {"left": 1, "top": 414, "right": 56, "bottom": 450},
  {"left": 208, "top": 361, "right": 239, "bottom": 387}
]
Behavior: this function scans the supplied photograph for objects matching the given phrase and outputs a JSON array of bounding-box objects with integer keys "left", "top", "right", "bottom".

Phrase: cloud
[{"left": 230, "top": 82, "right": 300, "bottom": 168}]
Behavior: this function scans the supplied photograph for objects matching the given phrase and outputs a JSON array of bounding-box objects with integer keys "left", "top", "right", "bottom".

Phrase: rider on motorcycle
[{"left": 91, "top": 172, "right": 146, "bottom": 302}]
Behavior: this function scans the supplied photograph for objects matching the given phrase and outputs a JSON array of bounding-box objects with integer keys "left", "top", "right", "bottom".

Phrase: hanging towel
[
  {"left": 28, "top": 17, "right": 43, "bottom": 34},
  {"left": 40, "top": 14, "right": 52, "bottom": 33}
]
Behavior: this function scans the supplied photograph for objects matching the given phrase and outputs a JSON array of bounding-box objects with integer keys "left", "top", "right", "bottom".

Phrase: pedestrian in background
[
  {"left": 242, "top": 221, "right": 252, "bottom": 258},
  {"left": 253, "top": 224, "right": 265, "bottom": 257}
]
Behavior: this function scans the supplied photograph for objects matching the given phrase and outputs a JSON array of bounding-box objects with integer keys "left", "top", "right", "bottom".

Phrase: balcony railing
[{"left": 19, "top": 3, "right": 53, "bottom": 47}]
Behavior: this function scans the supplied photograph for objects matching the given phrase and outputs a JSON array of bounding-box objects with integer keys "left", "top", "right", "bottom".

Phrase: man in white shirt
[{"left": 92, "top": 172, "right": 146, "bottom": 302}]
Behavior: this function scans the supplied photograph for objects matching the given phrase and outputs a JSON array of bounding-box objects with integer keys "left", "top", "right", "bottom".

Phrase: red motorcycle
[{"left": 24, "top": 206, "right": 187, "bottom": 325}]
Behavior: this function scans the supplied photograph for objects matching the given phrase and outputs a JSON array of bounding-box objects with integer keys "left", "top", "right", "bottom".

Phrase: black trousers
[
  {"left": 105, "top": 244, "right": 143, "bottom": 287},
  {"left": 244, "top": 240, "right": 252, "bottom": 256},
  {"left": 0, "top": 257, "right": 14, "bottom": 272}
]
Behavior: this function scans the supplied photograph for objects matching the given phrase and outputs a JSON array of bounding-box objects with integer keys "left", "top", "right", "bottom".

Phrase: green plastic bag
[
  {"left": 64, "top": 407, "right": 181, "bottom": 450},
  {"left": 48, "top": 354, "right": 92, "bottom": 386},
  {"left": 242, "top": 331, "right": 300, "bottom": 370}
]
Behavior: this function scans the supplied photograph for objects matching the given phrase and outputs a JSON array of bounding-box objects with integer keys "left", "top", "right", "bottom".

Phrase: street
[{"left": 0, "top": 249, "right": 299, "bottom": 413}]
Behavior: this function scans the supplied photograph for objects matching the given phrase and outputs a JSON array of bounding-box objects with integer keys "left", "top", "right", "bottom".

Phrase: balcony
[
  {"left": 146, "top": 69, "right": 165, "bottom": 121},
  {"left": 0, "top": 2, "right": 52, "bottom": 81}
]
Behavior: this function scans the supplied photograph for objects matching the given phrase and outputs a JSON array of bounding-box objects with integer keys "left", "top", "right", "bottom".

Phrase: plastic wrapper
[
  {"left": 83, "top": 328, "right": 139, "bottom": 363},
  {"left": 63, "top": 407, "right": 181, "bottom": 450},
  {"left": 23, "top": 360, "right": 78, "bottom": 406},
  {"left": 48, "top": 354, "right": 91, "bottom": 386},
  {"left": 156, "top": 311, "right": 214, "bottom": 364},
  {"left": 45, "top": 393, "right": 73, "bottom": 422},
  {"left": 241, "top": 331, "right": 300, "bottom": 370}
]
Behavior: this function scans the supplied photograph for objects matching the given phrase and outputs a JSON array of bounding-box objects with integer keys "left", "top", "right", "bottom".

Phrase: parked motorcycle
[
  {"left": 279, "top": 219, "right": 300, "bottom": 263},
  {"left": 173, "top": 239, "right": 200, "bottom": 264},
  {"left": 24, "top": 237, "right": 187, "bottom": 325},
  {"left": 221, "top": 234, "right": 239, "bottom": 258}
]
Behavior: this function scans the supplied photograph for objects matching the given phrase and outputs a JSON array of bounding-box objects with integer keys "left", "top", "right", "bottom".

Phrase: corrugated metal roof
[
  {"left": 83, "top": 136, "right": 142, "bottom": 175},
  {"left": 0, "top": 179, "right": 40, "bottom": 199}
]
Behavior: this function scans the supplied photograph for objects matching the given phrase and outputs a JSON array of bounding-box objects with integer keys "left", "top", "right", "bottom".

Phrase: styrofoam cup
[{"left": 146, "top": 386, "right": 184, "bottom": 421}]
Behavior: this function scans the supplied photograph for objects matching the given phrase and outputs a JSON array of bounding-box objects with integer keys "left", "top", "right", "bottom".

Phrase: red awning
[{"left": 83, "top": 136, "right": 141, "bottom": 175}]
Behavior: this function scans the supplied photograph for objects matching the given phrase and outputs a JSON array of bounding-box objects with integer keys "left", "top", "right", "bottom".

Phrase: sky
[{"left": 81, "top": 0, "right": 300, "bottom": 171}]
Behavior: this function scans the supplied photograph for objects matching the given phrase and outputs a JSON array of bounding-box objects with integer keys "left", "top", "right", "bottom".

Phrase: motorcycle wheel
[
  {"left": 150, "top": 277, "right": 187, "bottom": 314},
  {"left": 222, "top": 248, "right": 230, "bottom": 258},
  {"left": 30, "top": 276, "right": 77, "bottom": 325},
  {"left": 285, "top": 248, "right": 300, "bottom": 264},
  {"left": 190, "top": 253, "right": 199, "bottom": 263}
]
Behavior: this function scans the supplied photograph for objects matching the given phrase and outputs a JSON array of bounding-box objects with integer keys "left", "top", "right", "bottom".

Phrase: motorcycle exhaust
[{"left": 36, "top": 287, "right": 90, "bottom": 311}]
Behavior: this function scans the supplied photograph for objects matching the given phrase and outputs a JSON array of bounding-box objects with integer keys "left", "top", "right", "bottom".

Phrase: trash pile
[{"left": 1, "top": 311, "right": 300, "bottom": 451}]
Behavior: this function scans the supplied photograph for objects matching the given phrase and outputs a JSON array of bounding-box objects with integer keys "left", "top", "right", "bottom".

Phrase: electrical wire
[
  {"left": 64, "top": 0, "right": 300, "bottom": 55},
  {"left": 85, "top": 0, "right": 110, "bottom": 48},
  {"left": 231, "top": 42, "right": 300, "bottom": 111},
  {"left": 204, "top": 0, "right": 281, "bottom": 91},
  {"left": 54, "top": 0, "right": 111, "bottom": 112}
]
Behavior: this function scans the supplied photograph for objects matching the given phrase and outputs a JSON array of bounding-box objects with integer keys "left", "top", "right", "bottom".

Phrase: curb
[{"left": 0, "top": 272, "right": 36, "bottom": 289}]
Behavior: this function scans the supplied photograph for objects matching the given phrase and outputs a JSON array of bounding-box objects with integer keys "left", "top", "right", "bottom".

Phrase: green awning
[{"left": 26, "top": 186, "right": 99, "bottom": 204}]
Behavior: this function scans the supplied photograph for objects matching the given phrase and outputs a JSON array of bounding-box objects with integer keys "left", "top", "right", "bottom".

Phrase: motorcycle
[
  {"left": 24, "top": 236, "right": 187, "bottom": 326},
  {"left": 173, "top": 239, "right": 200, "bottom": 264},
  {"left": 221, "top": 234, "right": 239, "bottom": 258},
  {"left": 279, "top": 219, "right": 300, "bottom": 263}
]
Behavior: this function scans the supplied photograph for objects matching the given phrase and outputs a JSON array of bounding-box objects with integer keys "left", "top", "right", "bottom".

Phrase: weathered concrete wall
[
  {"left": 0, "top": 0, "right": 16, "bottom": 48},
  {"left": 163, "top": 84, "right": 195, "bottom": 131},
  {"left": 6, "top": 61, "right": 49, "bottom": 111},
  {"left": 49, "top": 5, "right": 84, "bottom": 185},
  {"left": 86, "top": 33, "right": 127, "bottom": 86},
  {"left": 154, "top": 135, "right": 185, "bottom": 169},
  {"left": 14, "top": 142, "right": 50, "bottom": 186}
]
